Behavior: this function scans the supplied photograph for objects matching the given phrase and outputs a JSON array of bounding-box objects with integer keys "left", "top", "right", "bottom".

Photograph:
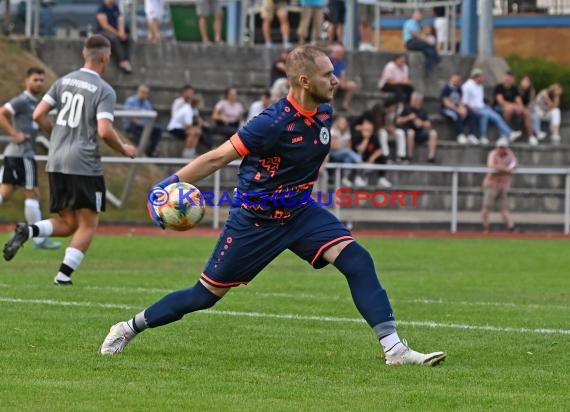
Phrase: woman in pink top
[
  {"left": 378, "top": 54, "right": 414, "bottom": 104},
  {"left": 212, "top": 87, "right": 245, "bottom": 128},
  {"left": 481, "top": 140, "right": 518, "bottom": 233}
]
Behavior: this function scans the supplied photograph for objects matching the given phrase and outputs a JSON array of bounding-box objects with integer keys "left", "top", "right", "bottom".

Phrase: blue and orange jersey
[{"left": 229, "top": 94, "right": 333, "bottom": 221}]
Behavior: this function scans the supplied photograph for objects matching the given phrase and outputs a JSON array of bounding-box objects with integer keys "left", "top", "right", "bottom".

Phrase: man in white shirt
[
  {"left": 461, "top": 68, "right": 521, "bottom": 145},
  {"left": 167, "top": 100, "right": 197, "bottom": 158},
  {"left": 247, "top": 90, "right": 271, "bottom": 122}
]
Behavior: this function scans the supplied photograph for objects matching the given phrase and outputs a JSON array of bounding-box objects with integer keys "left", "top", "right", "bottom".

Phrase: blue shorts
[{"left": 201, "top": 205, "right": 353, "bottom": 287}]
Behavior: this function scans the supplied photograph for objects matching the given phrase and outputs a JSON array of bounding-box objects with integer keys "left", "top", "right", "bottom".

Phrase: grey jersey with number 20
[{"left": 43, "top": 68, "right": 116, "bottom": 176}]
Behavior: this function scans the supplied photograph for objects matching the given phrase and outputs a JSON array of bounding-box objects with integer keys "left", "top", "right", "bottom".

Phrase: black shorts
[
  {"left": 168, "top": 128, "right": 187, "bottom": 140},
  {"left": 328, "top": 0, "right": 346, "bottom": 24},
  {"left": 48, "top": 172, "right": 106, "bottom": 213},
  {"left": 0, "top": 157, "right": 38, "bottom": 189}
]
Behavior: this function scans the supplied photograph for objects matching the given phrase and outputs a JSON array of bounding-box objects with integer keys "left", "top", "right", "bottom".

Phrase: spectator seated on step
[
  {"left": 123, "top": 84, "right": 162, "bottom": 157},
  {"left": 493, "top": 70, "right": 536, "bottom": 145},
  {"left": 377, "top": 99, "right": 406, "bottom": 164},
  {"left": 440, "top": 73, "right": 477, "bottom": 144},
  {"left": 378, "top": 53, "right": 414, "bottom": 105},
  {"left": 211, "top": 87, "right": 245, "bottom": 143},
  {"left": 396, "top": 92, "right": 438, "bottom": 163},
  {"left": 532, "top": 83, "right": 563, "bottom": 145}
]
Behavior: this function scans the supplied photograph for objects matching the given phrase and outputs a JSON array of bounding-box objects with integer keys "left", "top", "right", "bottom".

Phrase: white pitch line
[
  {"left": 3, "top": 284, "right": 570, "bottom": 310},
  {"left": 1, "top": 296, "right": 569, "bottom": 336}
]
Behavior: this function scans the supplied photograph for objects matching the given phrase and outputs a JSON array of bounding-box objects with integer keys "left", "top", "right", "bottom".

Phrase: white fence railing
[{"left": 2, "top": 154, "right": 567, "bottom": 234}]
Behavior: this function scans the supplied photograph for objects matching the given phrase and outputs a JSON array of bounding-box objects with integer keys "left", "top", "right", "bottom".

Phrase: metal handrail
[{"left": 2, "top": 153, "right": 567, "bottom": 234}]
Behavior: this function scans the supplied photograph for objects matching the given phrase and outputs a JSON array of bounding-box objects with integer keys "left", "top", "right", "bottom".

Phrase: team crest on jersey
[{"left": 319, "top": 127, "right": 330, "bottom": 145}]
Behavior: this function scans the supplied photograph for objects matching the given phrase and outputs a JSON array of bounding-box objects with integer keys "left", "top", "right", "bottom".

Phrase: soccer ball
[{"left": 149, "top": 182, "right": 205, "bottom": 231}]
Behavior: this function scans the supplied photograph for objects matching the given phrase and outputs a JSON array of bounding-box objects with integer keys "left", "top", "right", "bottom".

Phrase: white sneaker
[
  {"left": 99, "top": 322, "right": 137, "bottom": 355},
  {"left": 496, "top": 136, "right": 509, "bottom": 147},
  {"left": 385, "top": 341, "right": 446, "bottom": 366},
  {"left": 509, "top": 131, "right": 523, "bottom": 142},
  {"left": 354, "top": 175, "right": 368, "bottom": 188},
  {"left": 480, "top": 136, "right": 490, "bottom": 145},
  {"left": 552, "top": 135, "right": 561, "bottom": 145},
  {"left": 341, "top": 177, "right": 353, "bottom": 188},
  {"left": 378, "top": 177, "right": 392, "bottom": 188},
  {"left": 537, "top": 131, "right": 547, "bottom": 140},
  {"left": 528, "top": 136, "right": 538, "bottom": 146},
  {"left": 467, "top": 135, "right": 480, "bottom": 145},
  {"left": 457, "top": 134, "right": 467, "bottom": 144}
]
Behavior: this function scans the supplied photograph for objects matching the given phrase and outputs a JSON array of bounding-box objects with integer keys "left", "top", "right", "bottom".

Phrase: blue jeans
[
  {"left": 441, "top": 108, "right": 477, "bottom": 136},
  {"left": 330, "top": 148, "right": 362, "bottom": 164},
  {"left": 478, "top": 105, "right": 512, "bottom": 137},
  {"left": 330, "top": 148, "right": 362, "bottom": 178},
  {"left": 406, "top": 39, "right": 441, "bottom": 72}
]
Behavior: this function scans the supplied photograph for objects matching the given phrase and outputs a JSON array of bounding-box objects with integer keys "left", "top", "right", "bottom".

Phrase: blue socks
[
  {"left": 333, "top": 242, "right": 396, "bottom": 331},
  {"left": 143, "top": 281, "right": 221, "bottom": 328}
]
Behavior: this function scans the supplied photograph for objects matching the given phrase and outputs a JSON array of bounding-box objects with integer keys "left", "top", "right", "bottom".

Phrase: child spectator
[{"left": 330, "top": 116, "right": 364, "bottom": 187}]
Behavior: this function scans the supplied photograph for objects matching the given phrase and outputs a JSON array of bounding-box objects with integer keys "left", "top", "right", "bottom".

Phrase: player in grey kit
[
  {"left": 0, "top": 67, "right": 61, "bottom": 250},
  {"left": 3, "top": 35, "right": 137, "bottom": 285}
]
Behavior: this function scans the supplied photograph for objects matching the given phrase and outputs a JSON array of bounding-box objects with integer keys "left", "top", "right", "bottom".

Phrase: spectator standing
[
  {"left": 461, "top": 68, "right": 521, "bottom": 145},
  {"left": 297, "top": 0, "right": 326, "bottom": 45},
  {"left": 330, "top": 116, "right": 364, "bottom": 187},
  {"left": 440, "top": 73, "right": 477, "bottom": 144},
  {"left": 261, "top": 0, "right": 291, "bottom": 48},
  {"left": 124, "top": 84, "right": 162, "bottom": 157},
  {"left": 433, "top": 5, "right": 448, "bottom": 52},
  {"left": 247, "top": 90, "right": 272, "bottom": 122},
  {"left": 533, "top": 84, "right": 563, "bottom": 145},
  {"left": 95, "top": 0, "right": 132, "bottom": 74},
  {"left": 402, "top": 10, "right": 440, "bottom": 73},
  {"left": 197, "top": 0, "right": 224, "bottom": 44},
  {"left": 329, "top": 44, "right": 358, "bottom": 112},
  {"left": 493, "top": 71, "right": 536, "bottom": 144},
  {"left": 397, "top": 93, "right": 438, "bottom": 162},
  {"left": 481, "top": 140, "right": 518, "bottom": 233},
  {"left": 327, "top": 0, "right": 345, "bottom": 45},
  {"left": 358, "top": 0, "right": 376, "bottom": 51},
  {"left": 145, "top": 0, "right": 164, "bottom": 43},
  {"left": 378, "top": 54, "right": 414, "bottom": 104}
]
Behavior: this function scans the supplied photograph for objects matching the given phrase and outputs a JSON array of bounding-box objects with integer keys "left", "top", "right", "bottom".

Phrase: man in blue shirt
[
  {"left": 124, "top": 85, "right": 162, "bottom": 157},
  {"left": 329, "top": 44, "right": 358, "bottom": 112},
  {"left": 95, "top": 0, "right": 133, "bottom": 74},
  {"left": 100, "top": 45, "right": 446, "bottom": 367},
  {"left": 403, "top": 10, "right": 440, "bottom": 73}
]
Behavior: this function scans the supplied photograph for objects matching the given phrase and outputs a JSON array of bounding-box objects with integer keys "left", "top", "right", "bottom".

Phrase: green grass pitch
[{"left": 0, "top": 234, "right": 568, "bottom": 411}]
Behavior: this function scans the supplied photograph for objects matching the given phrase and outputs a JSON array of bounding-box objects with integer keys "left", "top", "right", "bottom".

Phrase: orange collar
[{"left": 287, "top": 93, "right": 317, "bottom": 118}]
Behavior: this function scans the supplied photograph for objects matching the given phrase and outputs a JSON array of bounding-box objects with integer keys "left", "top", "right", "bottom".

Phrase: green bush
[{"left": 506, "top": 55, "right": 570, "bottom": 109}]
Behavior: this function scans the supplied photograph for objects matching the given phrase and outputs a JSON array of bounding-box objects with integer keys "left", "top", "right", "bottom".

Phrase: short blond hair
[{"left": 285, "top": 45, "right": 327, "bottom": 88}]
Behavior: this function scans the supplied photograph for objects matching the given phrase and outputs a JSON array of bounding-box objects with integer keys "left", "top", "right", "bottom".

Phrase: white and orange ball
[{"left": 149, "top": 182, "right": 205, "bottom": 231}]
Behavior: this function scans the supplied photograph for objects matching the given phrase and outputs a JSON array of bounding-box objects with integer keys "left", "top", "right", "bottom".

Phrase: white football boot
[
  {"left": 385, "top": 341, "right": 446, "bottom": 366},
  {"left": 99, "top": 322, "right": 137, "bottom": 355}
]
